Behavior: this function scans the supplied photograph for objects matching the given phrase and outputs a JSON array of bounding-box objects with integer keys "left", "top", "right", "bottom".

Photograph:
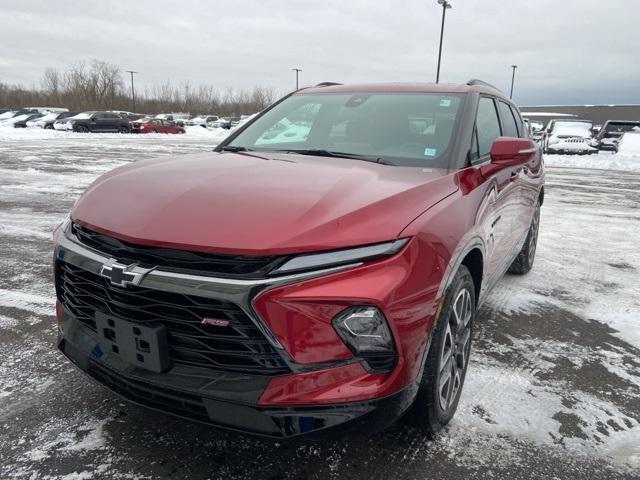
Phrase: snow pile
[
  {"left": 545, "top": 152, "right": 640, "bottom": 172},
  {"left": 617, "top": 132, "right": 640, "bottom": 156}
]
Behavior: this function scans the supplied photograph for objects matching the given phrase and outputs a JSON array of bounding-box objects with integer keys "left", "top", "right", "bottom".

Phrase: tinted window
[
  {"left": 230, "top": 93, "right": 464, "bottom": 167},
  {"left": 476, "top": 97, "right": 502, "bottom": 157},
  {"left": 498, "top": 101, "right": 519, "bottom": 138}
]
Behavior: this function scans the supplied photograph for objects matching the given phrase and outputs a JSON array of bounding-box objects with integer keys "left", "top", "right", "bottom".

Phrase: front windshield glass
[{"left": 227, "top": 92, "right": 464, "bottom": 167}]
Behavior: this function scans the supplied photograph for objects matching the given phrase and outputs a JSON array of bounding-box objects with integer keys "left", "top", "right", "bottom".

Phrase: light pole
[
  {"left": 292, "top": 68, "right": 302, "bottom": 90},
  {"left": 125, "top": 70, "right": 138, "bottom": 112},
  {"left": 509, "top": 65, "right": 518, "bottom": 99},
  {"left": 435, "top": 0, "right": 452, "bottom": 83}
]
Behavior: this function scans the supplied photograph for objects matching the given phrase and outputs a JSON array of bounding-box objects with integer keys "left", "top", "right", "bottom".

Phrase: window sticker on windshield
[
  {"left": 424, "top": 147, "right": 437, "bottom": 157},
  {"left": 440, "top": 99, "right": 452, "bottom": 107}
]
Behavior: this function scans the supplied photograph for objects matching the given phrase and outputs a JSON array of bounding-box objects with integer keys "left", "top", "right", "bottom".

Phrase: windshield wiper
[
  {"left": 281, "top": 149, "right": 394, "bottom": 165},
  {"left": 218, "top": 145, "right": 252, "bottom": 152}
]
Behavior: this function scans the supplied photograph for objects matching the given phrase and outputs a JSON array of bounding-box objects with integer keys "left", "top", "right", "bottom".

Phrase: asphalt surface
[{"left": 1, "top": 132, "right": 639, "bottom": 479}]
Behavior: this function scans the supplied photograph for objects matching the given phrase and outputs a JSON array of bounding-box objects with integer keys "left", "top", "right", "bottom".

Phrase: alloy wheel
[{"left": 438, "top": 288, "right": 473, "bottom": 412}]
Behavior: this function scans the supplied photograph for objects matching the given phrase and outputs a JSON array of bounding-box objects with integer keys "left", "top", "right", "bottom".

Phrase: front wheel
[
  {"left": 118, "top": 126, "right": 130, "bottom": 134},
  {"left": 75, "top": 125, "right": 89, "bottom": 133},
  {"left": 406, "top": 265, "right": 476, "bottom": 435},
  {"left": 508, "top": 201, "right": 541, "bottom": 274}
]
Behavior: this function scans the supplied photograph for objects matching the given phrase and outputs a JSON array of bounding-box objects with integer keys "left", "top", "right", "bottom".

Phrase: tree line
[{"left": 0, "top": 60, "right": 280, "bottom": 116}]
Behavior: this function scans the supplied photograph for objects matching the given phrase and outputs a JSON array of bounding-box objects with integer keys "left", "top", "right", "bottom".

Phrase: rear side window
[
  {"left": 498, "top": 101, "right": 520, "bottom": 138},
  {"left": 474, "top": 97, "right": 502, "bottom": 159},
  {"left": 510, "top": 105, "right": 526, "bottom": 137}
]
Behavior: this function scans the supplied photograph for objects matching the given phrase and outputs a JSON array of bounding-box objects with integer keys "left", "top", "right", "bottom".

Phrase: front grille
[
  {"left": 56, "top": 261, "right": 290, "bottom": 375},
  {"left": 88, "top": 360, "right": 210, "bottom": 422},
  {"left": 71, "top": 223, "right": 285, "bottom": 279}
]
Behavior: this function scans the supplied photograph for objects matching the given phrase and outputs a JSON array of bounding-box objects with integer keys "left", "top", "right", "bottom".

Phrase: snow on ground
[
  {"left": 0, "top": 129, "right": 639, "bottom": 479},
  {"left": 545, "top": 151, "right": 640, "bottom": 172}
]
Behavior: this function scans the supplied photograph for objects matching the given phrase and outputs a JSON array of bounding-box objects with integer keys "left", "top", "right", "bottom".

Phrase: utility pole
[
  {"left": 125, "top": 70, "right": 138, "bottom": 112},
  {"left": 509, "top": 65, "right": 518, "bottom": 100},
  {"left": 436, "top": 0, "right": 452, "bottom": 83},
  {"left": 292, "top": 68, "right": 302, "bottom": 90}
]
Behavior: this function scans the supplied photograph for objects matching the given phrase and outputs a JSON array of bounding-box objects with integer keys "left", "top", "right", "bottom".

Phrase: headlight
[
  {"left": 270, "top": 238, "right": 409, "bottom": 275},
  {"left": 53, "top": 215, "right": 71, "bottom": 243}
]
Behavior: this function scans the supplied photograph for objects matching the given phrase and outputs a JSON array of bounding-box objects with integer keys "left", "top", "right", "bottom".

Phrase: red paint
[
  {"left": 71, "top": 153, "right": 455, "bottom": 255},
  {"left": 131, "top": 119, "right": 185, "bottom": 134}
]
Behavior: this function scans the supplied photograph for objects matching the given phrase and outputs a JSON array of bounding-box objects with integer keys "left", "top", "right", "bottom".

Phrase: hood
[{"left": 72, "top": 152, "right": 457, "bottom": 255}]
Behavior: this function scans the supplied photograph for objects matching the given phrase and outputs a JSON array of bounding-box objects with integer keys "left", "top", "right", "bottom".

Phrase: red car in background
[
  {"left": 54, "top": 80, "right": 544, "bottom": 438},
  {"left": 131, "top": 118, "right": 185, "bottom": 134}
]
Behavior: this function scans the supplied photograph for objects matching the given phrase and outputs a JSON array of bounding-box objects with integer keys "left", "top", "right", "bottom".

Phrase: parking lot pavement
[{"left": 1, "top": 133, "right": 639, "bottom": 480}]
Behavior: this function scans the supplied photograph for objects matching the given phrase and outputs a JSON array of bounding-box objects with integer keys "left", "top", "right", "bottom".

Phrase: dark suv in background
[{"left": 54, "top": 111, "right": 131, "bottom": 133}]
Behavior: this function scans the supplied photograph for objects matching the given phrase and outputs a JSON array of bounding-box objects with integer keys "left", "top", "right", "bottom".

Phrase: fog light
[{"left": 332, "top": 306, "right": 395, "bottom": 360}]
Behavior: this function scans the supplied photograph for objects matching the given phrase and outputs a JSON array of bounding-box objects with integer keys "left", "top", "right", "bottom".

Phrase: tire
[
  {"left": 118, "top": 126, "right": 130, "bottom": 134},
  {"left": 508, "top": 201, "right": 541, "bottom": 274},
  {"left": 406, "top": 265, "right": 476, "bottom": 435},
  {"left": 150, "top": 129, "right": 158, "bottom": 133},
  {"left": 44, "top": 124, "right": 53, "bottom": 129},
  {"left": 75, "top": 125, "right": 89, "bottom": 133}
]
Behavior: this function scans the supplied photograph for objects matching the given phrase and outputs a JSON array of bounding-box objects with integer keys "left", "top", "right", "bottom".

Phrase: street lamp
[
  {"left": 292, "top": 68, "right": 302, "bottom": 90},
  {"left": 509, "top": 65, "right": 518, "bottom": 99},
  {"left": 435, "top": 0, "right": 452, "bottom": 83},
  {"left": 125, "top": 70, "right": 138, "bottom": 113}
]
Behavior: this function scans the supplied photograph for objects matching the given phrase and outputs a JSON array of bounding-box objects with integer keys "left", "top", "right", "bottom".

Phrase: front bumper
[
  {"left": 53, "top": 224, "right": 438, "bottom": 436},
  {"left": 58, "top": 309, "right": 416, "bottom": 438}
]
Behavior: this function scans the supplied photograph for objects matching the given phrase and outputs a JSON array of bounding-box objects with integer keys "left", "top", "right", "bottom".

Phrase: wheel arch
[{"left": 460, "top": 248, "right": 483, "bottom": 305}]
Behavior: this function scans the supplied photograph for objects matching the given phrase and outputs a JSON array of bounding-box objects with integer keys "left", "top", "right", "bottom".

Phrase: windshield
[
  {"left": 226, "top": 92, "right": 464, "bottom": 167},
  {"left": 604, "top": 122, "right": 640, "bottom": 133}
]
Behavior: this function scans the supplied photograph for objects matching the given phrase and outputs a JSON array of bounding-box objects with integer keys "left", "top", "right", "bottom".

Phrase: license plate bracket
[{"left": 95, "top": 312, "right": 170, "bottom": 373}]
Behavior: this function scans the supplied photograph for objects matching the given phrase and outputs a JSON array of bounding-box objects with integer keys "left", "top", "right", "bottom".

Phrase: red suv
[{"left": 53, "top": 80, "right": 544, "bottom": 438}]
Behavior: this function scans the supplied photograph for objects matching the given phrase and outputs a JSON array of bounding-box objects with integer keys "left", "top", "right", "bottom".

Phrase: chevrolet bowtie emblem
[{"left": 99, "top": 262, "right": 142, "bottom": 287}]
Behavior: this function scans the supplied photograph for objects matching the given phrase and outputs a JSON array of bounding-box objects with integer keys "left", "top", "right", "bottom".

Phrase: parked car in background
[
  {"left": 542, "top": 119, "right": 597, "bottom": 154},
  {"left": 11, "top": 113, "right": 44, "bottom": 128},
  {"left": 131, "top": 118, "right": 185, "bottom": 134},
  {"left": 54, "top": 80, "right": 544, "bottom": 438},
  {"left": 184, "top": 115, "right": 219, "bottom": 127},
  {"left": 0, "top": 109, "right": 39, "bottom": 122},
  {"left": 1, "top": 113, "right": 44, "bottom": 128},
  {"left": 28, "top": 111, "right": 77, "bottom": 129},
  {"left": 54, "top": 111, "right": 131, "bottom": 133},
  {"left": 596, "top": 120, "right": 640, "bottom": 151},
  {"left": 26, "top": 107, "right": 69, "bottom": 114},
  {"left": 155, "top": 113, "right": 190, "bottom": 126},
  {"left": 211, "top": 116, "right": 241, "bottom": 129}
]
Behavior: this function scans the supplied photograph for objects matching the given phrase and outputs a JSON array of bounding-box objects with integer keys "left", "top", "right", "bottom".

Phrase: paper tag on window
[
  {"left": 440, "top": 99, "right": 452, "bottom": 107},
  {"left": 424, "top": 148, "right": 437, "bottom": 157}
]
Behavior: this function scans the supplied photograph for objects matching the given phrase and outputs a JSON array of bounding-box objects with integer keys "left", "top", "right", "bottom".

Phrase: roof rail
[
  {"left": 314, "top": 82, "right": 342, "bottom": 87},
  {"left": 467, "top": 79, "right": 501, "bottom": 91}
]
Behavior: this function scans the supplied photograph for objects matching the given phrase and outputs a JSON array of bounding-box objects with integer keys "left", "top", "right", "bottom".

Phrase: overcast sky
[{"left": 0, "top": 0, "right": 637, "bottom": 106}]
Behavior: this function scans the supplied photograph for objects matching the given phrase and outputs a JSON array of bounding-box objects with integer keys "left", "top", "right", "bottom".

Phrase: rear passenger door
[{"left": 471, "top": 96, "right": 521, "bottom": 280}]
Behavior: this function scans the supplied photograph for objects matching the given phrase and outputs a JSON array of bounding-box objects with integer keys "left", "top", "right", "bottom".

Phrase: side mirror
[
  {"left": 480, "top": 137, "right": 537, "bottom": 178},
  {"left": 490, "top": 137, "right": 537, "bottom": 165}
]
